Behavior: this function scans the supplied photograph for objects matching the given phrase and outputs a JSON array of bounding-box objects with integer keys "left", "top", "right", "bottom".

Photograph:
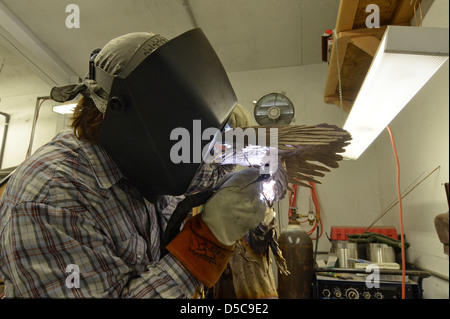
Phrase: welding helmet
[{"left": 90, "top": 29, "right": 236, "bottom": 199}]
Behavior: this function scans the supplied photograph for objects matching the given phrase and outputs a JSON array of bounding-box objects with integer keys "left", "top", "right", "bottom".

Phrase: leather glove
[
  {"left": 166, "top": 167, "right": 268, "bottom": 288},
  {"left": 202, "top": 167, "right": 268, "bottom": 246}
]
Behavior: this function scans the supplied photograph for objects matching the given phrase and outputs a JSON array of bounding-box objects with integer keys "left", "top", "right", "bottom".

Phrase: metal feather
[{"left": 219, "top": 123, "right": 352, "bottom": 201}]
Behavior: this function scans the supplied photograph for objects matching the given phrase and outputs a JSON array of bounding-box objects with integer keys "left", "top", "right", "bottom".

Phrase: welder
[{"left": 0, "top": 29, "right": 267, "bottom": 298}]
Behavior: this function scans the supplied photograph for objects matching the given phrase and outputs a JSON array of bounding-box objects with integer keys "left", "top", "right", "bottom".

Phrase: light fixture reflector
[{"left": 343, "top": 26, "right": 449, "bottom": 160}]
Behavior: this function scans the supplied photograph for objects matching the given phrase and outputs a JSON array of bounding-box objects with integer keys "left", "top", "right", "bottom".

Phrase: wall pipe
[
  {"left": 26, "top": 96, "right": 51, "bottom": 159},
  {"left": 0, "top": 111, "right": 10, "bottom": 169}
]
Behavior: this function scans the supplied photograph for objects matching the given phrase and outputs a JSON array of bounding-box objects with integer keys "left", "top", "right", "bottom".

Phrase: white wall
[
  {"left": 373, "top": 0, "right": 449, "bottom": 299},
  {"left": 228, "top": 63, "right": 382, "bottom": 254},
  {"left": 0, "top": 92, "right": 66, "bottom": 169}
]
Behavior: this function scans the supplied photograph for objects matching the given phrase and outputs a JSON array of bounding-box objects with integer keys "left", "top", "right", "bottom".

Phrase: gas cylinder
[{"left": 277, "top": 221, "right": 313, "bottom": 299}]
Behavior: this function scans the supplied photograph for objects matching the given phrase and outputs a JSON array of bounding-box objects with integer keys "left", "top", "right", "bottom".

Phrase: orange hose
[
  {"left": 386, "top": 126, "right": 406, "bottom": 299},
  {"left": 309, "top": 182, "right": 323, "bottom": 239}
]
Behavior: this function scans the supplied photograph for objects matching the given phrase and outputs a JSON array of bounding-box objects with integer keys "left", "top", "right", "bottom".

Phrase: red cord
[{"left": 386, "top": 126, "right": 406, "bottom": 299}]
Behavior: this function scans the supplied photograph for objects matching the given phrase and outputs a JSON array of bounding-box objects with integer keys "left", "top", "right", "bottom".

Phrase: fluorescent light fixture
[
  {"left": 343, "top": 26, "right": 449, "bottom": 160},
  {"left": 52, "top": 103, "right": 77, "bottom": 115}
]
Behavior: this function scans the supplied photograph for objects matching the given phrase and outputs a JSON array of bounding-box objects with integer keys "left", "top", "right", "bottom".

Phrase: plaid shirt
[{"left": 0, "top": 131, "right": 231, "bottom": 298}]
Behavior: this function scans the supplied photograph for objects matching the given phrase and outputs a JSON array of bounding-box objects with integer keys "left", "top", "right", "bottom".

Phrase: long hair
[{"left": 71, "top": 96, "right": 103, "bottom": 144}]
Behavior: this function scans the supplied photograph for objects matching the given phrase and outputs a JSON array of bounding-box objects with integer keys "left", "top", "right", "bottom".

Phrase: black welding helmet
[{"left": 92, "top": 29, "right": 236, "bottom": 199}]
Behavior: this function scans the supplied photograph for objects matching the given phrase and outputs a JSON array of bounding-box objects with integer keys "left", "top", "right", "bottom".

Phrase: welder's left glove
[
  {"left": 201, "top": 167, "right": 267, "bottom": 246},
  {"left": 167, "top": 167, "right": 267, "bottom": 287}
]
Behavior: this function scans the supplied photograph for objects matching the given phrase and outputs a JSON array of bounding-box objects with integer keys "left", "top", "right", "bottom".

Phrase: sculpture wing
[{"left": 222, "top": 124, "right": 351, "bottom": 201}]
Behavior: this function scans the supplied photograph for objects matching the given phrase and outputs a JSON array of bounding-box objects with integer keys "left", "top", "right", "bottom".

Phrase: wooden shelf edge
[{"left": 323, "top": 0, "right": 416, "bottom": 111}]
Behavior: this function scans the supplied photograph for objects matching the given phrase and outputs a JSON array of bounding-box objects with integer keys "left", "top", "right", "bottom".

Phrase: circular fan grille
[{"left": 254, "top": 93, "right": 294, "bottom": 125}]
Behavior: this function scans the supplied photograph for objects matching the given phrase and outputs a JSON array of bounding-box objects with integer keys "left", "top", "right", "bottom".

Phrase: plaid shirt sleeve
[
  {"left": 0, "top": 202, "right": 200, "bottom": 298},
  {"left": 0, "top": 132, "right": 210, "bottom": 298}
]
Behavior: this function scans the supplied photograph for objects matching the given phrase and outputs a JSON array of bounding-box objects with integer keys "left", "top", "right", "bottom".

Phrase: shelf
[
  {"left": 315, "top": 267, "right": 431, "bottom": 279},
  {"left": 324, "top": 0, "right": 420, "bottom": 113}
]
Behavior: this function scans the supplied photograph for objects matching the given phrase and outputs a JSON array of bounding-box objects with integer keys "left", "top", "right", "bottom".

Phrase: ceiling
[{"left": 0, "top": 0, "right": 339, "bottom": 98}]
